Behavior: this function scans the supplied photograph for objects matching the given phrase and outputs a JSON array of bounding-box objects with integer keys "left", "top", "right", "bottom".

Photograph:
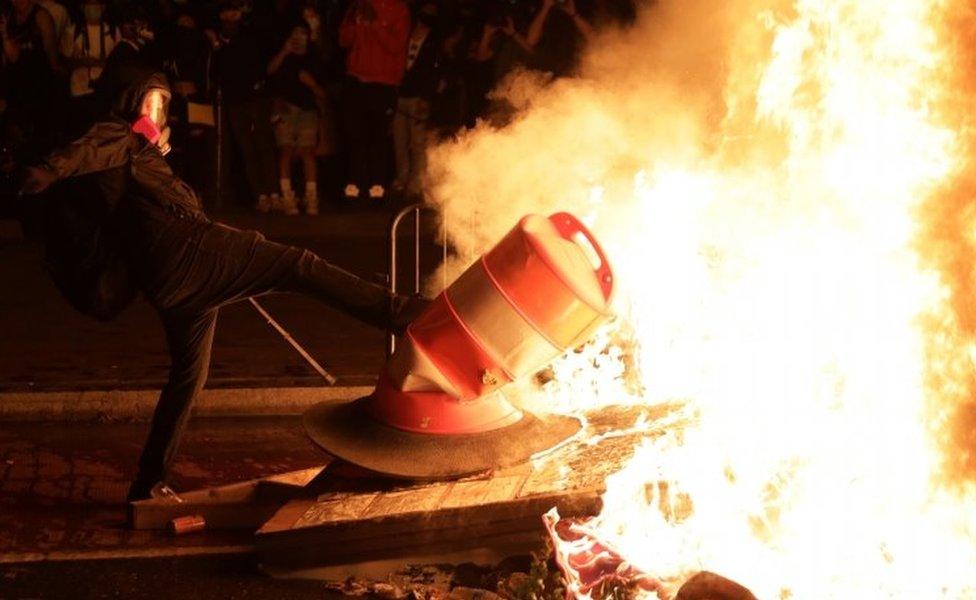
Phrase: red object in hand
[{"left": 131, "top": 114, "right": 161, "bottom": 144}]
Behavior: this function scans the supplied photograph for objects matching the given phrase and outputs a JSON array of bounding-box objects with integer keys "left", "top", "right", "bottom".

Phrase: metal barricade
[{"left": 388, "top": 203, "right": 448, "bottom": 358}]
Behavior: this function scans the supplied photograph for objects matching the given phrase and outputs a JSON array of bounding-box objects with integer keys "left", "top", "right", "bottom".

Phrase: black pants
[
  {"left": 342, "top": 79, "right": 397, "bottom": 190},
  {"left": 224, "top": 99, "right": 279, "bottom": 201},
  {"left": 132, "top": 218, "right": 391, "bottom": 487}
]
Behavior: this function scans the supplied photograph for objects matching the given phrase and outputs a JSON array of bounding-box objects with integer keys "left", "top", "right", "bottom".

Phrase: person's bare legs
[
  {"left": 278, "top": 146, "right": 294, "bottom": 181},
  {"left": 299, "top": 147, "right": 318, "bottom": 214},
  {"left": 278, "top": 145, "right": 298, "bottom": 214}
]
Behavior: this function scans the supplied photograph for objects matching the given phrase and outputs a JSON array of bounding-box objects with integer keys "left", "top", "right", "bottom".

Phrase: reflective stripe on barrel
[
  {"left": 407, "top": 293, "right": 513, "bottom": 400},
  {"left": 447, "top": 258, "right": 561, "bottom": 378},
  {"left": 483, "top": 225, "right": 609, "bottom": 349}
]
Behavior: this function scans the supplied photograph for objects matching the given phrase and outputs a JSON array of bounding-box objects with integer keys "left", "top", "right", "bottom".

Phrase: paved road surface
[{"left": 0, "top": 417, "right": 322, "bottom": 559}]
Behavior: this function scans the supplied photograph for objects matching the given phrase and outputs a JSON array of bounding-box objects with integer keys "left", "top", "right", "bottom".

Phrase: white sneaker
[
  {"left": 256, "top": 194, "right": 273, "bottom": 213},
  {"left": 268, "top": 193, "right": 283, "bottom": 212},
  {"left": 305, "top": 195, "right": 319, "bottom": 216},
  {"left": 343, "top": 183, "right": 360, "bottom": 199},
  {"left": 368, "top": 184, "right": 385, "bottom": 199},
  {"left": 280, "top": 191, "right": 300, "bottom": 216}
]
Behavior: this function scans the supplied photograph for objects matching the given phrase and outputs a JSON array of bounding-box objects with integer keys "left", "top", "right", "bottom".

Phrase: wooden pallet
[{"left": 255, "top": 404, "right": 675, "bottom": 570}]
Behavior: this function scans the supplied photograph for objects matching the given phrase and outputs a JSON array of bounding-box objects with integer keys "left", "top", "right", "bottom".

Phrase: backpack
[{"left": 39, "top": 171, "right": 137, "bottom": 321}]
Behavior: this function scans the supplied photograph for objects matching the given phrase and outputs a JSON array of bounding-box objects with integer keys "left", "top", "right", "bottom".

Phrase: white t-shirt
[{"left": 68, "top": 23, "right": 118, "bottom": 97}]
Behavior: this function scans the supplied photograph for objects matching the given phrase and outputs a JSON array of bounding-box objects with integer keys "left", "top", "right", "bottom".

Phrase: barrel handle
[{"left": 549, "top": 212, "right": 614, "bottom": 301}]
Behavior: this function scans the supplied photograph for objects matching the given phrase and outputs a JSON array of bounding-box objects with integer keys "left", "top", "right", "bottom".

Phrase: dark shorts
[{"left": 274, "top": 102, "right": 318, "bottom": 149}]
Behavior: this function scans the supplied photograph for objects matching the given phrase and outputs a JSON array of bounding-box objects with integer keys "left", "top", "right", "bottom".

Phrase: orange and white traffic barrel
[{"left": 368, "top": 212, "right": 614, "bottom": 434}]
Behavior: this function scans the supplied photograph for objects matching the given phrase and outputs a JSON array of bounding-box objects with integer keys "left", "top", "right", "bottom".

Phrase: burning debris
[
  {"left": 543, "top": 508, "right": 664, "bottom": 599},
  {"left": 425, "top": 0, "right": 976, "bottom": 597},
  {"left": 544, "top": 508, "right": 760, "bottom": 600}
]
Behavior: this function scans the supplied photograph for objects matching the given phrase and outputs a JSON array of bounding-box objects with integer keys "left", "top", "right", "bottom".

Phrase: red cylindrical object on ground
[{"left": 169, "top": 515, "right": 206, "bottom": 535}]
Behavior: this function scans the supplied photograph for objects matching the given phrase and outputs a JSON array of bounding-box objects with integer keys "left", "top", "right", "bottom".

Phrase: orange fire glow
[{"left": 427, "top": 0, "right": 976, "bottom": 597}]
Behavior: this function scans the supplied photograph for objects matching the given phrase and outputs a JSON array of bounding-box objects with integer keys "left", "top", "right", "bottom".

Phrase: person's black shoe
[
  {"left": 126, "top": 477, "right": 158, "bottom": 503},
  {"left": 391, "top": 294, "right": 432, "bottom": 336},
  {"left": 126, "top": 481, "right": 183, "bottom": 528},
  {"left": 126, "top": 479, "right": 182, "bottom": 503}
]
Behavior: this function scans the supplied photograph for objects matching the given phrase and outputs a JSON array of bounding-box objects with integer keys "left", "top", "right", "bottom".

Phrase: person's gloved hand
[{"left": 19, "top": 166, "right": 57, "bottom": 196}]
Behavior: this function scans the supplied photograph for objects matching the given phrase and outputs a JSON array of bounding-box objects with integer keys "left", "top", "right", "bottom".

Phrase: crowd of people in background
[{"left": 0, "top": 0, "right": 636, "bottom": 215}]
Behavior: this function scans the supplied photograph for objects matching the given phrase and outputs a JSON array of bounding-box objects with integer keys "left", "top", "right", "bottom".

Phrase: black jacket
[
  {"left": 45, "top": 71, "right": 204, "bottom": 217},
  {"left": 31, "top": 71, "right": 205, "bottom": 320}
]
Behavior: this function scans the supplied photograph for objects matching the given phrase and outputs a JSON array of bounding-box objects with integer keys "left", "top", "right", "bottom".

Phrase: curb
[
  {"left": 0, "top": 545, "right": 252, "bottom": 564},
  {"left": 0, "top": 385, "right": 374, "bottom": 422}
]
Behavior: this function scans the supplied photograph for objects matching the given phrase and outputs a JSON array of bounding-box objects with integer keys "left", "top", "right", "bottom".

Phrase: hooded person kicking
[{"left": 18, "top": 70, "right": 426, "bottom": 503}]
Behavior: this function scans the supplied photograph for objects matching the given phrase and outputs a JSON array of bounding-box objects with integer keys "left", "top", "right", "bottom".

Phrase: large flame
[{"left": 427, "top": 0, "right": 976, "bottom": 597}]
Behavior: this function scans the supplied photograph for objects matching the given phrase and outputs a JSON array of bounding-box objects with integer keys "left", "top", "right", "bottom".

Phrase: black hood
[{"left": 109, "top": 69, "right": 171, "bottom": 122}]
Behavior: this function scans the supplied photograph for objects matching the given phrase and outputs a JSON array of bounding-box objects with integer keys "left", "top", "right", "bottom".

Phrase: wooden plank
[
  {"left": 440, "top": 475, "right": 525, "bottom": 509},
  {"left": 361, "top": 486, "right": 449, "bottom": 519},
  {"left": 261, "top": 487, "right": 602, "bottom": 545},
  {"left": 293, "top": 493, "right": 380, "bottom": 528},
  {"left": 256, "top": 488, "right": 603, "bottom": 569},
  {"left": 130, "top": 466, "right": 326, "bottom": 530}
]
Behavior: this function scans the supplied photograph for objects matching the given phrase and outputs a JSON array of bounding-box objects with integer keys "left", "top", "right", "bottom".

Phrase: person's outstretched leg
[
  {"left": 254, "top": 242, "right": 429, "bottom": 333},
  {"left": 127, "top": 309, "right": 218, "bottom": 501},
  {"left": 146, "top": 223, "right": 427, "bottom": 343}
]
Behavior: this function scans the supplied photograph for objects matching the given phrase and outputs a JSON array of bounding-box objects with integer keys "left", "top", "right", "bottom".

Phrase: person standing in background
[
  {"left": 163, "top": 9, "right": 210, "bottom": 183},
  {"left": 267, "top": 21, "right": 327, "bottom": 215},
  {"left": 427, "top": 22, "right": 471, "bottom": 138},
  {"left": 301, "top": 1, "right": 340, "bottom": 182},
  {"left": 392, "top": 1, "right": 438, "bottom": 200},
  {"left": 64, "top": 0, "right": 117, "bottom": 136},
  {"left": 96, "top": 6, "right": 160, "bottom": 105},
  {"left": 338, "top": 0, "right": 409, "bottom": 202},
  {"left": 210, "top": 0, "right": 282, "bottom": 213},
  {"left": 1, "top": 0, "right": 64, "bottom": 160},
  {"left": 523, "top": 0, "right": 593, "bottom": 76},
  {"left": 168, "top": 10, "right": 209, "bottom": 97},
  {"left": 37, "top": 0, "right": 70, "bottom": 57}
]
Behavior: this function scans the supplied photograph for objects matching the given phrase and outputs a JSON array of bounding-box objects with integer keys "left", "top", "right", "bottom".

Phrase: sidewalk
[
  {"left": 0, "top": 415, "right": 364, "bottom": 598},
  {"left": 0, "top": 208, "right": 442, "bottom": 403},
  {"left": 0, "top": 416, "right": 322, "bottom": 561}
]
